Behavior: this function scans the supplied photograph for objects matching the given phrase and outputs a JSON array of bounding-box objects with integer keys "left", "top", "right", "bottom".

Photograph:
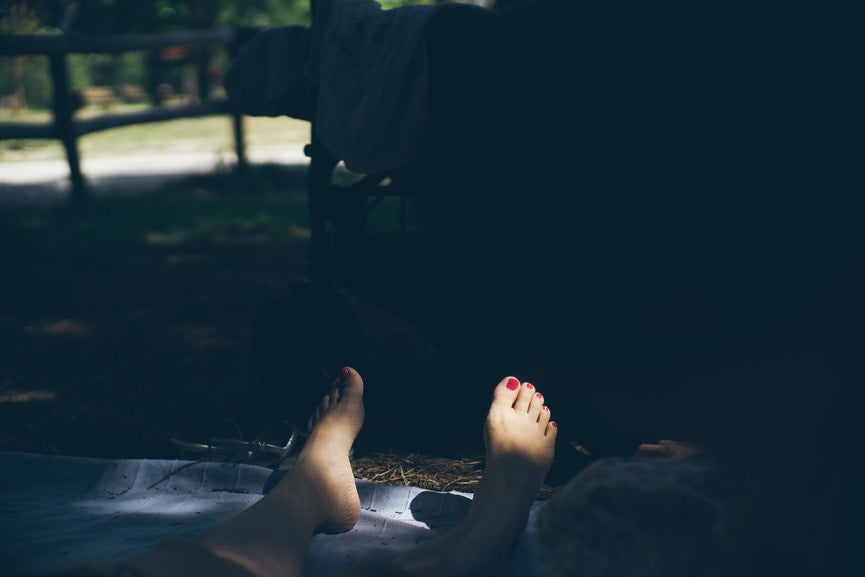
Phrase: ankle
[{"left": 271, "top": 467, "right": 329, "bottom": 520}]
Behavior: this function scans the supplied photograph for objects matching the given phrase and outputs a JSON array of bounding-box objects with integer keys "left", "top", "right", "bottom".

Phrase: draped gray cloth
[{"left": 224, "top": 0, "right": 490, "bottom": 174}]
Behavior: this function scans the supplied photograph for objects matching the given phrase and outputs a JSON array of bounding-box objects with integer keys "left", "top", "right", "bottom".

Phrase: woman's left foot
[{"left": 276, "top": 366, "right": 365, "bottom": 532}]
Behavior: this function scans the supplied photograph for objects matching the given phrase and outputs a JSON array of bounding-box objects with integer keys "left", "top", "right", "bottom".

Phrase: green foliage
[
  {"left": 378, "top": 0, "right": 437, "bottom": 10},
  {"left": 0, "top": 54, "right": 51, "bottom": 109},
  {"left": 64, "top": 51, "right": 148, "bottom": 90},
  {"left": 0, "top": 2, "right": 48, "bottom": 110},
  {"left": 5, "top": 0, "right": 314, "bottom": 33},
  {"left": 0, "top": 1, "right": 40, "bottom": 34},
  {"left": 0, "top": 0, "right": 443, "bottom": 112},
  {"left": 215, "top": 0, "right": 310, "bottom": 28},
  {"left": 2, "top": 0, "right": 438, "bottom": 33}
]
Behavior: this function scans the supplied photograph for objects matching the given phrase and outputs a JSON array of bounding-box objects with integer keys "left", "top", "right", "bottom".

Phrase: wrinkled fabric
[
  {"left": 0, "top": 452, "right": 542, "bottom": 577},
  {"left": 224, "top": 25, "right": 314, "bottom": 120}
]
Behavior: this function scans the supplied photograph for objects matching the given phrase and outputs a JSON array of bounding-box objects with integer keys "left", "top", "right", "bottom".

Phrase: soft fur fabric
[{"left": 537, "top": 456, "right": 735, "bottom": 577}]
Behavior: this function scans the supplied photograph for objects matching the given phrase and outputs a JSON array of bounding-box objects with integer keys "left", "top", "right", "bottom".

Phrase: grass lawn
[{"left": 0, "top": 104, "right": 311, "bottom": 162}]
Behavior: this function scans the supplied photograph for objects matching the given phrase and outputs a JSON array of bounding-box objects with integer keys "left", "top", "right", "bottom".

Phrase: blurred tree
[
  {"left": 2, "top": 0, "right": 445, "bottom": 34},
  {"left": 0, "top": 0, "right": 447, "bottom": 110},
  {"left": 5, "top": 0, "right": 446, "bottom": 33},
  {"left": 10, "top": 0, "right": 311, "bottom": 33},
  {"left": 0, "top": 1, "right": 41, "bottom": 111},
  {"left": 55, "top": 1, "right": 315, "bottom": 104}
]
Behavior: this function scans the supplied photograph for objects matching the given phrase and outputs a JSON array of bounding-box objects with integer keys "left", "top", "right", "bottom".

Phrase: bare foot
[
  {"left": 277, "top": 366, "right": 365, "bottom": 532},
  {"left": 139, "top": 368, "right": 365, "bottom": 577},
  {"left": 473, "top": 376, "right": 558, "bottom": 529},
  {"left": 391, "top": 376, "right": 558, "bottom": 577}
]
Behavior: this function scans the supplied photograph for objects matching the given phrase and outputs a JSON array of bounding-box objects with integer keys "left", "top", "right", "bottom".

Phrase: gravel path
[{"left": 0, "top": 147, "right": 309, "bottom": 204}]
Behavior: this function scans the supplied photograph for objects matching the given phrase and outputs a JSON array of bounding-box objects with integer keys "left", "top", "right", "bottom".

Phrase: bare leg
[
  {"left": 67, "top": 371, "right": 552, "bottom": 577},
  {"left": 118, "top": 367, "right": 366, "bottom": 577},
  {"left": 385, "top": 376, "right": 558, "bottom": 577}
]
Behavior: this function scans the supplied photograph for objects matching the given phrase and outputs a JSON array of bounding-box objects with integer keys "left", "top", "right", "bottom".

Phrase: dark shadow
[
  {"left": 0, "top": 165, "right": 315, "bottom": 460},
  {"left": 409, "top": 490, "right": 472, "bottom": 534}
]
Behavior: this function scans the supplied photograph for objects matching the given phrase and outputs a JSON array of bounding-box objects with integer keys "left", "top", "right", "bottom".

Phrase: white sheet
[{"left": 0, "top": 452, "right": 542, "bottom": 577}]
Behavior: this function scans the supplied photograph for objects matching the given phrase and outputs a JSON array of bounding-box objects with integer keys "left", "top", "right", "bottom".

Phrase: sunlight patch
[
  {"left": 165, "top": 254, "right": 215, "bottom": 266},
  {"left": 146, "top": 230, "right": 186, "bottom": 246},
  {"left": 290, "top": 225, "right": 310, "bottom": 240},
  {"left": 24, "top": 319, "right": 92, "bottom": 337},
  {"left": 176, "top": 325, "right": 237, "bottom": 348},
  {"left": 0, "top": 390, "right": 57, "bottom": 404},
  {"left": 212, "top": 233, "right": 272, "bottom": 246},
  {"left": 73, "top": 495, "right": 249, "bottom": 518}
]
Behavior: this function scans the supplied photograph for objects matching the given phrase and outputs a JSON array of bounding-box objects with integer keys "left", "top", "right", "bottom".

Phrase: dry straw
[{"left": 351, "top": 451, "right": 556, "bottom": 499}]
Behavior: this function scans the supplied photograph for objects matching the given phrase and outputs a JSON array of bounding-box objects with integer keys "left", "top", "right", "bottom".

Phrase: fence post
[
  {"left": 232, "top": 109, "right": 247, "bottom": 175},
  {"left": 227, "top": 28, "right": 249, "bottom": 177},
  {"left": 49, "top": 51, "right": 86, "bottom": 203}
]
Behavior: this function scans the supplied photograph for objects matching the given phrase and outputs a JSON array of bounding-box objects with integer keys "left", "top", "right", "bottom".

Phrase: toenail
[
  {"left": 341, "top": 367, "right": 350, "bottom": 379},
  {"left": 543, "top": 405, "right": 549, "bottom": 412},
  {"left": 551, "top": 421, "right": 558, "bottom": 428},
  {"left": 506, "top": 377, "right": 520, "bottom": 390},
  {"left": 535, "top": 392, "right": 543, "bottom": 399},
  {"left": 525, "top": 383, "right": 534, "bottom": 390}
]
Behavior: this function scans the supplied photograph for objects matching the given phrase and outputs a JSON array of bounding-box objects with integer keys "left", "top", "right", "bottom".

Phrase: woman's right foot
[
  {"left": 386, "top": 375, "right": 558, "bottom": 577},
  {"left": 472, "top": 376, "right": 558, "bottom": 528}
]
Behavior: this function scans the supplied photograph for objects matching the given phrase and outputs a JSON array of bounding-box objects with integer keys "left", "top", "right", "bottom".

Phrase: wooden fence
[{"left": 0, "top": 27, "right": 260, "bottom": 203}]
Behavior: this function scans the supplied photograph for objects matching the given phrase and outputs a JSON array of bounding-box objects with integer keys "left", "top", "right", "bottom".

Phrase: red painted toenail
[
  {"left": 333, "top": 367, "right": 350, "bottom": 385},
  {"left": 535, "top": 392, "right": 543, "bottom": 399},
  {"left": 506, "top": 377, "right": 520, "bottom": 390},
  {"left": 551, "top": 421, "right": 558, "bottom": 428},
  {"left": 543, "top": 406, "right": 550, "bottom": 412},
  {"left": 525, "top": 383, "right": 534, "bottom": 389}
]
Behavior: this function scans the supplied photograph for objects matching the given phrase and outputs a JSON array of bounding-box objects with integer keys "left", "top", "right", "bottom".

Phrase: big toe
[
  {"left": 337, "top": 366, "right": 364, "bottom": 404},
  {"left": 491, "top": 376, "right": 522, "bottom": 410}
]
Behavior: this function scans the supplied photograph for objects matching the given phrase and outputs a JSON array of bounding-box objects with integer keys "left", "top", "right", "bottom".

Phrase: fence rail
[
  {"left": 0, "top": 27, "right": 261, "bottom": 203},
  {"left": 0, "top": 29, "right": 240, "bottom": 56},
  {"left": 0, "top": 100, "right": 236, "bottom": 140}
]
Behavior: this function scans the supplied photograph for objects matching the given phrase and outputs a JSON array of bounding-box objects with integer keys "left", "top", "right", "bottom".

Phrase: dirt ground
[
  {"left": 7, "top": 162, "right": 854, "bottom": 496},
  {"left": 1, "top": 166, "right": 644, "bottom": 491}
]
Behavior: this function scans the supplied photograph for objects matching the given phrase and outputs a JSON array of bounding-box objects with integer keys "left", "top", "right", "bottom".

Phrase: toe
[
  {"left": 545, "top": 419, "right": 558, "bottom": 439},
  {"left": 491, "top": 376, "right": 522, "bottom": 410},
  {"left": 514, "top": 382, "right": 535, "bottom": 412},
  {"left": 337, "top": 366, "right": 364, "bottom": 401},
  {"left": 538, "top": 404, "right": 552, "bottom": 428},
  {"left": 529, "top": 390, "right": 544, "bottom": 419}
]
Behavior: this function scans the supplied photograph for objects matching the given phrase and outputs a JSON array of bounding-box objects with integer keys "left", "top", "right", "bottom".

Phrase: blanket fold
[{"left": 0, "top": 452, "right": 541, "bottom": 577}]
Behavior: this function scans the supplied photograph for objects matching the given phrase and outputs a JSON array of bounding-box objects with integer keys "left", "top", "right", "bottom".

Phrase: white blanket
[{"left": 0, "top": 452, "right": 542, "bottom": 577}]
